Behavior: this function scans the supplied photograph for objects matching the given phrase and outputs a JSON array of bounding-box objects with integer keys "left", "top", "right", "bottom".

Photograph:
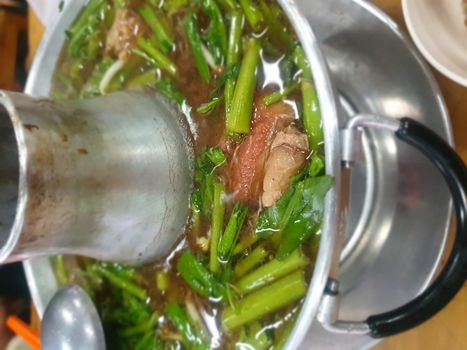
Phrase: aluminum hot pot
[{"left": 22, "top": 0, "right": 467, "bottom": 349}]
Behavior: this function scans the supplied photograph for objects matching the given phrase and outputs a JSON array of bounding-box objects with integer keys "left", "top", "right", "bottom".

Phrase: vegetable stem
[
  {"left": 233, "top": 232, "right": 260, "bottom": 255},
  {"left": 218, "top": 204, "right": 248, "bottom": 261},
  {"left": 55, "top": 255, "right": 69, "bottom": 285},
  {"left": 126, "top": 69, "right": 158, "bottom": 89},
  {"left": 137, "top": 37, "right": 177, "bottom": 76},
  {"left": 225, "top": 11, "right": 243, "bottom": 115},
  {"left": 226, "top": 38, "right": 261, "bottom": 134},
  {"left": 236, "top": 249, "right": 308, "bottom": 294},
  {"left": 210, "top": 182, "right": 225, "bottom": 274},
  {"left": 262, "top": 81, "right": 299, "bottom": 106},
  {"left": 222, "top": 270, "right": 307, "bottom": 330},
  {"left": 166, "top": 303, "right": 209, "bottom": 350},
  {"left": 156, "top": 271, "right": 169, "bottom": 291},
  {"left": 233, "top": 245, "right": 268, "bottom": 278},
  {"left": 93, "top": 264, "right": 147, "bottom": 301},
  {"left": 203, "top": 0, "right": 228, "bottom": 65},
  {"left": 218, "top": 0, "right": 238, "bottom": 12},
  {"left": 184, "top": 12, "right": 211, "bottom": 82},
  {"left": 178, "top": 252, "right": 226, "bottom": 299},
  {"left": 238, "top": 0, "right": 264, "bottom": 32},
  {"left": 139, "top": 3, "right": 175, "bottom": 54},
  {"left": 294, "top": 47, "right": 323, "bottom": 150},
  {"left": 155, "top": 79, "right": 186, "bottom": 106}
]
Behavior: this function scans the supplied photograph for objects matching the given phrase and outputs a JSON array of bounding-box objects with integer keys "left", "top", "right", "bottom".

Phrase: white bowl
[{"left": 402, "top": 0, "right": 467, "bottom": 86}]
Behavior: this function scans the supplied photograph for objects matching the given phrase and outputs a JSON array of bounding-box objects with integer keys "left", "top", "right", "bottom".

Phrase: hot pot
[{"left": 23, "top": 0, "right": 467, "bottom": 349}]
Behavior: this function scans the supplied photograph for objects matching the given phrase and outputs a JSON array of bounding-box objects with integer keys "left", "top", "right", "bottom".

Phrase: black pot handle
[{"left": 364, "top": 117, "right": 467, "bottom": 337}]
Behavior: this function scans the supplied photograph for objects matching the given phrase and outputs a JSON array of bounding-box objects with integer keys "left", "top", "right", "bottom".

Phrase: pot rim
[{"left": 22, "top": 0, "right": 455, "bottom": 348}]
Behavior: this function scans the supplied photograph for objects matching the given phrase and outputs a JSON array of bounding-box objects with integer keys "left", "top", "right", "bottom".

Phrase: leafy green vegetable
[
  {"left": 184, "top": 12, "right": 211, "bottom": 82},
  {"left": 139, "top": 3, "right": 175, "bottom": 54},
  {"left": 166, "top": 303, "right": 209, "bottom": 350},
  {"left": 233, "top": 245, "right": 268, "bottom": 279},
  {"left": 55, "top": 255, "right": 69, "bottom": 285},
  {"left": 202, "top": 0, "right": 228, "bottom": 66},
  {"left": 261, "top": 81, "right": 299, "bottom": 106},
  {"left": 225, "top": 11, "right": 243, "bottom": 116},
  {"left": 218, "top": 204, "right": 248, "bottom": 261},
  {"left": 235, "top": 249, "right": 308, "bottom": 294},
  {"left": 259, "top": 0, "right": 292, "bottom": 49},
  {"left": 210, "top": 182, "right": 225, "bottom": 273},
  {"left": 137, "top": 37, "right": 178, "bottom": 76},
  {"left": 67, "top": 0, "right": 108, "bottom": 62},
  {"left": 226, "top": 38, "right": 261, "bottom": 134},
  {"left": 197, "top": 63, "right": 240, "bottom": 114},
  {"left": 222, "top": 270, "right": 307, "bottom": 330},
  {"left": 79, "top": 58, "right": 115, "bottom": 98},
  {"left": 256, "top": 176, "right": 332, "bottom": 260},
  {"left": 238, "top": 0, "right": 264, "bottom": 32},
  {"left": 293, "top": 46, "right": 323, "bottom": 151},
  {"left": 192, "top": 148, "right": 226, "bottom": 217},
  {"left": 238, "top": 322, "right": 272, "bottom": 350},
  {"left": 155, "top": 79, "right": 186, "bottom": 106},
  {"left": 177, "top": 252, "right": 227, "bottom": 299},
  {"left": 93, "top": 264, "right": 147, "bottom": 301}
]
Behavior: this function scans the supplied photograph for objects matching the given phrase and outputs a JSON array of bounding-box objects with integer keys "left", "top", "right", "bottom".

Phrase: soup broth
[{"left": 51, "top": 0, "right": 331, "bottom": 349}]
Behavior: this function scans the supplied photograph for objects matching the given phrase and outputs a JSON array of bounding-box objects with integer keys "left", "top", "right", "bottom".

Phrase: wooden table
[
  {"left": 25, "top": 1, "right": 467, "bottom": 349},
  {"left": 371, "top": 2, "right": 467, "bottom": 350}
]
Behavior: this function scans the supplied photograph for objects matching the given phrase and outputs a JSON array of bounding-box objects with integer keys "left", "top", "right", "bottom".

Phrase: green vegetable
[
  {"left": 166, "top": 303, "right": 209, "bottom": 350},
  {"left": 156, "top": 271, "right": 169, "bottom": 291},
  {"left": 79, "top": 58, "right": 115, "bottom": 98},
  {"left": 183, "top": 12, "right": 211, "bottom": 82},
  {"left": 293, "top": 46, "right": 323, "bottom": 150},
  {"left": 225, "top": 11, "right": 243, "bottom": 115},
  {"left": 126, "top": 69, "right": 159, "bottom": 89},
  {"left": 226, "top": 38, "right": 261, "bottom": 134},
  {"left": 192, "top": 148, "right": 226, "bottom": 217},
  {"left": 274, "top": 310, "right": 299, "bottom": 350},
  {"left": 222, "top": 270, "right": 307, "bottom": 330},
  {"left": 67, "top": 0, "right": 109, "bottom": 63},
  {"left": 218, "top": 0, "right": 238, "bottom": 12},
  {"left": 197, "top": 96, "right": 223, "bottom": 114},
  {"left": 308, "top": 154, "right": 325, "bottom": 177},
  {"left": 197, "top": 63, "right": 240, "bottom": 114},
  {"left": 259, "top": 0, "right": 292, "bottom": 49},
  {"left": 233, "top": 245, "right": 268, "bottom": 278},
  {"left": 122, "top": 311, "right": 158, "bottom": 337},
  {"left": 233, "top": 232, "right": 260, "bottom": 255},
  {"left": 290, "top": 153, "right": 326, "bottom": 184},
  {"left": 238, "top": 321, "right": 272, "bottom": 350},
  {"left": 139, "top": 3, "right": 175, "bottom": 54},
  {"left": 235, "top": 249, "right": 308, "bottom": 294},
  {"left": 218, "top": 204, "right": 248, "bottom": 261},
  {"left": 210, "top": 182, "right": 225, "bottom": 273},
  {"left": 163, "top": 0, "right": 188, "bottom": 15},
  {"left": 238, "top": 0, "right": 264, "bottom": 32},
  {"left": 55, "top": 255, "right": 69, "bottom": 285},
  {"left": 177, "top": 252, "right": 226, "bottom": 299},
  {"left": 155, "top": 79, "right": 186, "bottom": 106},
  {"left": 92, "top": 264, "right": 147, "bottom": 301},
  {"left": 202, "top": 0, "right": 228, "bottom": 65},
  {"left": 262, "top": 81, "right": 299, "bottom": 106},
  {"left": 257, "top": 176, "right": 332, "bottom": 260},
  {"left": 137, "top": 37, "right": 177, "bottom": 76}
]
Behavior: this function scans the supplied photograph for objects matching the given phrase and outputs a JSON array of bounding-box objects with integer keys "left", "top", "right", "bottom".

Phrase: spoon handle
[{"left": 6, "top": 315, "right": 41, "bottom": 350}]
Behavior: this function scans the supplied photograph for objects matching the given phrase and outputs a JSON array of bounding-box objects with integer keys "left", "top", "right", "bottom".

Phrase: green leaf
[
  {"left": 277, "top": 176, "right": 333, "bottom": 260},
  {"left": 256, "top": 176, "right": 332, "bottom": 260},
  {"left": 177, "top": 252, "right": 226, "bottom": 299}
]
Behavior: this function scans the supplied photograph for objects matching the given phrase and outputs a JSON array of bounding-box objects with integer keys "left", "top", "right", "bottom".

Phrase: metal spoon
[{"left": 41, "top": 285, "right": 106, "bottom": 350}]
